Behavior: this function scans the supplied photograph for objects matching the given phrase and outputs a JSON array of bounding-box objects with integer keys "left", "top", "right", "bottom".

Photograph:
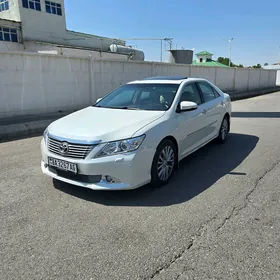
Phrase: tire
[
  {"left": 151, "top": 139, "right": 177, "bottom": 187},
  {"left": 217, "top": 116, "right": 230, "bottom": 144}
]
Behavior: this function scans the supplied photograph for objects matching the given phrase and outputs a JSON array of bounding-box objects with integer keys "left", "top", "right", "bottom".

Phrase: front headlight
[
  {"left": 43, "top": 127, "right": 49, "bottom": 144},
  {"left": 95, "top": 135, "right": 145, "bottom": 158}
]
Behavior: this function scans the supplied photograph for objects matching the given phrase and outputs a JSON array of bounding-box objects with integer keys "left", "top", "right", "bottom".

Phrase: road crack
[
  {"left": 216, "top": 160, "right": 280, "bottom": 232},
  {"left": 145, "top": 215, "right": 218, "bottom": 279},
  {"left": 146, "top": 160, "right": 280, "bottom": 280}
]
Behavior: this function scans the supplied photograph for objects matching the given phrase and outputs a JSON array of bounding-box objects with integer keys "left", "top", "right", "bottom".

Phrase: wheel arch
[{"left": 157, "top": 135, "right": 179, "bottom": 168}]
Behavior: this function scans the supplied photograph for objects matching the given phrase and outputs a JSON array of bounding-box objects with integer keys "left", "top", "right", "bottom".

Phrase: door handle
[{"left": 202, "top": 109, "right": 207, "bottom": 114}]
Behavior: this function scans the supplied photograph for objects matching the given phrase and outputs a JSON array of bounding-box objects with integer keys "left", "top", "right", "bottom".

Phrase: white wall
[
  {"left": 196, "top": 54, "right": 212, "bottom": 63},
  {"left": 0, "top": 18, "right": 21, "bottom": 44},
  {"left": 0, "top": 0, "right": 124, "bottom": 51},
  {"left": 19, "top": 0, "right": 67, "bottom": 40},
  {"left": 17, "top": 0, "right": 124, "bottom": 51},
  {"left": 248, "top": 69, "right": 261, "bottom": 89},
  {"left": 0, "top": 41, "right": 130, "bottom": 60},
  {"left": 0, "top": 52, "right": 277, "bottom": 118},
  {"left": 263, "top": 64, "right": 280, "bottom": 86},
  {"left": 234, "top": 68, "right": 250, "bottom": 90},
  {"left": 215, "top": 67, "right": 235, "bottom": 90},
  {"left": 191, "top": 66, "right": 216, "bottom": 84},
  {"left": 0, "top": 0, "right": 21, "bottom": 21},
  {"left": 0, "top": 53, "right": 90, "bottom": 117}
]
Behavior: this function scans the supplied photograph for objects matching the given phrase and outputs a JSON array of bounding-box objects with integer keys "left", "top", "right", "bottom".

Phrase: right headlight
[
  {"left": 43, "top": 127, "right": 49, "bottom": 144},
  {"left": 95, "top": 135, "right": 145, "bottom": 158}
]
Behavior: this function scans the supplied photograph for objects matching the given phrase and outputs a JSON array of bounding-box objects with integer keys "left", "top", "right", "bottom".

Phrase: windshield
[{"left": 95, "top": 84, "right": 180, "bottom": 111}]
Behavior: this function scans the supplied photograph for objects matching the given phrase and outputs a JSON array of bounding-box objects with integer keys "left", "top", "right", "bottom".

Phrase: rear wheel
[
  {"left": 151, "top": 140, "right": 177, "bottom": 187},
  {"left": 217, "top": 116, "right": 230, "bottom": 143}
]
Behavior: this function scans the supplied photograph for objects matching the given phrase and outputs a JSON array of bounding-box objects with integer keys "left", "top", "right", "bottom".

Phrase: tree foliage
[
  {"left": 217, "top": 57, "right": 262, "bottom": 68},
  {"left": 217, "top": 57, "right": 244, "bottom": 68},
  {"left": 252, "top": 64, "right": 262, "bottom": 68}
]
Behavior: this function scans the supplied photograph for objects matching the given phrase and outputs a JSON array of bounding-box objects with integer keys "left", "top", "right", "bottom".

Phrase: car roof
[{"left": 128, "top": 76, "right": 206, "bottom": 84}]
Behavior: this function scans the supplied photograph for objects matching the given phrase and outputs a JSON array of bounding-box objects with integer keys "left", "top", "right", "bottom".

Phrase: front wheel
[
  {"left": 151, "top": 140, "right": 177, "bottom": 187},
  {"left": 217, "top": 116, "right": 230, "bottom": 144}
]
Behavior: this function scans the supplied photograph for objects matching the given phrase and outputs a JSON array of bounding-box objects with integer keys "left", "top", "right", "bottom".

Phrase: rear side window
[{"left": 197, "top": 82, "right": 218, "bottom": 102}]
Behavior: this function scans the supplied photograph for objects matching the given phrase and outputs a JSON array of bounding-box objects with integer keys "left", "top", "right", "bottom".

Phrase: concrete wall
[
  {"left": 215, "top": 67, "right": 235, "bottom": 90},
  {"left": 17, "top": 0, "right": 125, "bottom": 50},
  {"left": 0, "top": 41, "right": 130, "bottom": 60},
  {"left": 19, "top": 0, "right": 67, "bottom": 40},
  {"left": 0, "top": 18, "right": 21, "bottom": 43},
  {"left": 263, "top": 64, "right": 280, "bottom": 86},
  {"left": 0, "top": 52, "right": 277, "bottom": 118},
  {"left": 0, "top": 0, "right": 21, "bottom": 21},
  {"left": 0, "top": 53, "right": 90, "bottom": 117},
  {"left": 234, "top": 68, "right": 250, "bottom": 91}
]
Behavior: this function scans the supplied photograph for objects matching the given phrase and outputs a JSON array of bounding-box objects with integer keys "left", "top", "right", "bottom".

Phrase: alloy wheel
[
  {"left": 221, "top": 118, "right": 229, "bottom": 141},
  {"left": 157, "top": 146, "right": 175, "bottom": 181}
]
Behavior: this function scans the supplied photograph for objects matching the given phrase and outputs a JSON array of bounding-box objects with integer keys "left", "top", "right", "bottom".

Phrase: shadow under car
[{"left": 53, "top": 133, "right": 259, "bottom": 207}]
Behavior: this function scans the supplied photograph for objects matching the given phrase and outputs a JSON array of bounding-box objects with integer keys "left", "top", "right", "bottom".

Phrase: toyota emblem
[{"left": 59, "top": 142, "right": 69, "bottom": 155}]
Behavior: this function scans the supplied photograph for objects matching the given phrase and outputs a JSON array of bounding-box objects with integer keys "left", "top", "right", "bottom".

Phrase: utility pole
[
  {"left": 228, "top": 38, "right": 234, "bottom": 67},
  {"left": 161, "top": 39, "right": 163, "bottom": 62}
]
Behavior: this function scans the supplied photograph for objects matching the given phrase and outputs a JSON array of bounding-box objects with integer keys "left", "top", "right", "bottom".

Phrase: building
[
  {"left": 192, "top": 51, "right": 228, "bottom": 67},
  {"left": 0, "top": 0, "right": 144, "bottom": 60}
]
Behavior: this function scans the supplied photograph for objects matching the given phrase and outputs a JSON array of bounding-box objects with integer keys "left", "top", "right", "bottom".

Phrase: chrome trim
[
  {"left": 48, "top": 133, "right": 102, "bottom": 145},
  {"left": 48, "top": 137, "right": 95, "bottom": 159}
]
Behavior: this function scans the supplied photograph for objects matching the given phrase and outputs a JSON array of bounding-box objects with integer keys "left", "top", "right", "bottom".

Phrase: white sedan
[{"left": 41, "top": 76, "right": 231, "bottom": 190}]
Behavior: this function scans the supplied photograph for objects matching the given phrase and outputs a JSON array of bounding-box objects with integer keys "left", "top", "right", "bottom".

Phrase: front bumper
[{"left": 40, "top": 139, "right": 154, "bottom": 190}]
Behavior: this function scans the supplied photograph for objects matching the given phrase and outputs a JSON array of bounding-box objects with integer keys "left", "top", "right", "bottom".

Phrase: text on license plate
[{"left": 48, "top": 157, "right": 77, "bottom": 173}]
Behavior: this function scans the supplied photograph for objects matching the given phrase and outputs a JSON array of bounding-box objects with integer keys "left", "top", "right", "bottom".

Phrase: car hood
[{"left": 48, "top": 106, "right": 165, "bottom": 142}]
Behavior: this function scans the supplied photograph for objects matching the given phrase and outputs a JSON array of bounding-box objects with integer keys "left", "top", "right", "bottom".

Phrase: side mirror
[
  {"left": 177, "top": 101, "right": 198, "bottom": 112},
  {"left": 96, "top": 98, "right": 102, "bottom": 104}
]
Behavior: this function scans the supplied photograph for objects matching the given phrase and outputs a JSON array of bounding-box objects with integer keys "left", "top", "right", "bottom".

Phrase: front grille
[
  {"left": 48, "top": 137, "right": 95, "bottom": 159},
  {"left": 49, "top": 167, "right": 102, "bottom": 184}
]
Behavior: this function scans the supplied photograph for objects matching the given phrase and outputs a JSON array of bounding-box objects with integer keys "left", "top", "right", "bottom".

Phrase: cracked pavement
[{"left": 1, "top": 92, "right": 280, "bottom": 280}]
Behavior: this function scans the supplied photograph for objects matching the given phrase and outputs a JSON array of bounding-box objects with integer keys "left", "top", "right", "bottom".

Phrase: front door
[
  {"left": 174, "top": 83, "right": 206, "bottom": 158},
  {"left": 196, "top": 81, "right": 224, "bottom": 141}
]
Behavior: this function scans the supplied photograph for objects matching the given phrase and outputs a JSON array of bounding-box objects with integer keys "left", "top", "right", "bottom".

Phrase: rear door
[{"left": 196, "top": 81, "right": 224, "bottom": 141}]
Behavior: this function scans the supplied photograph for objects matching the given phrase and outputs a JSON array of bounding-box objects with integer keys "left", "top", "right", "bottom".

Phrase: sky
[{"left": 64, "top": 0, "right": 280, "bottom": 66}]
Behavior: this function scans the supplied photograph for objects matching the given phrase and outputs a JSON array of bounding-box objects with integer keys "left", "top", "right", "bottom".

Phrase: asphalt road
[{"left": 1, "top": 92, "right": 280, "bottom": 280}]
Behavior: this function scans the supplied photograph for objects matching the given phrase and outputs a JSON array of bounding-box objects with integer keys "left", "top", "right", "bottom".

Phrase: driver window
[
  {"left": 106, "top": 89, "right": 136, "bottom": 106},
  {"left": 180, "top": 84, "right": 202, "bottom": 105}
]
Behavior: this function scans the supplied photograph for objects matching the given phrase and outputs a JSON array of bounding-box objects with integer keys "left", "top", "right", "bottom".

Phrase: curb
[
  {"left": 228, "top": 87, "right": 280, "bottom": 101},
  {"left": 1, "top": 87, "right": 280, "bottom": 142},
  {"left": 0, "top": 119, "right": 56, "bottom": 142}
]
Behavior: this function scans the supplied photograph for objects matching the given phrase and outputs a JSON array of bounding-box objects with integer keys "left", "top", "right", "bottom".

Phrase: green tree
[
  {"left": 217, "top": 57, "right": 243, "bottom": 68},
  {"left": 217, "top": 57, "right": 230, "bottom": 66},
  {"left": 252, "top": 64, "right": 262, "bottom": 68}
]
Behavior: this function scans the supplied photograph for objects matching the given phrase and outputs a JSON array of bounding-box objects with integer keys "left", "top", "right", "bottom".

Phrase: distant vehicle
[{"left": 41, "top": 76, "right": 232, "bottom": 190}]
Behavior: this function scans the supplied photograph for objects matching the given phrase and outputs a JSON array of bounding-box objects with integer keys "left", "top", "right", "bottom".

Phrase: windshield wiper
[
  {"left": 94, "top": 106, "right": 142, "bottom": 110},
  {"left": 120, "top": 107, "right": 141, "bottom": 110}
]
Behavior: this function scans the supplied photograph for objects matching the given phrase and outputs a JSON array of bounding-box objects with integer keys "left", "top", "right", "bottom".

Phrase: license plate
[{"left": 48, "top": 157, "right": 78, "bottom": 173}]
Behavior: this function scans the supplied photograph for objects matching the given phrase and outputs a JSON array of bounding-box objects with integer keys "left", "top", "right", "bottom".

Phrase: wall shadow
[
  {"left": 232, "top": 112, "right": 280, "bottom": 118},
  {"left": 54, "top": 133, "right": 259, "bottom": 207}
]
